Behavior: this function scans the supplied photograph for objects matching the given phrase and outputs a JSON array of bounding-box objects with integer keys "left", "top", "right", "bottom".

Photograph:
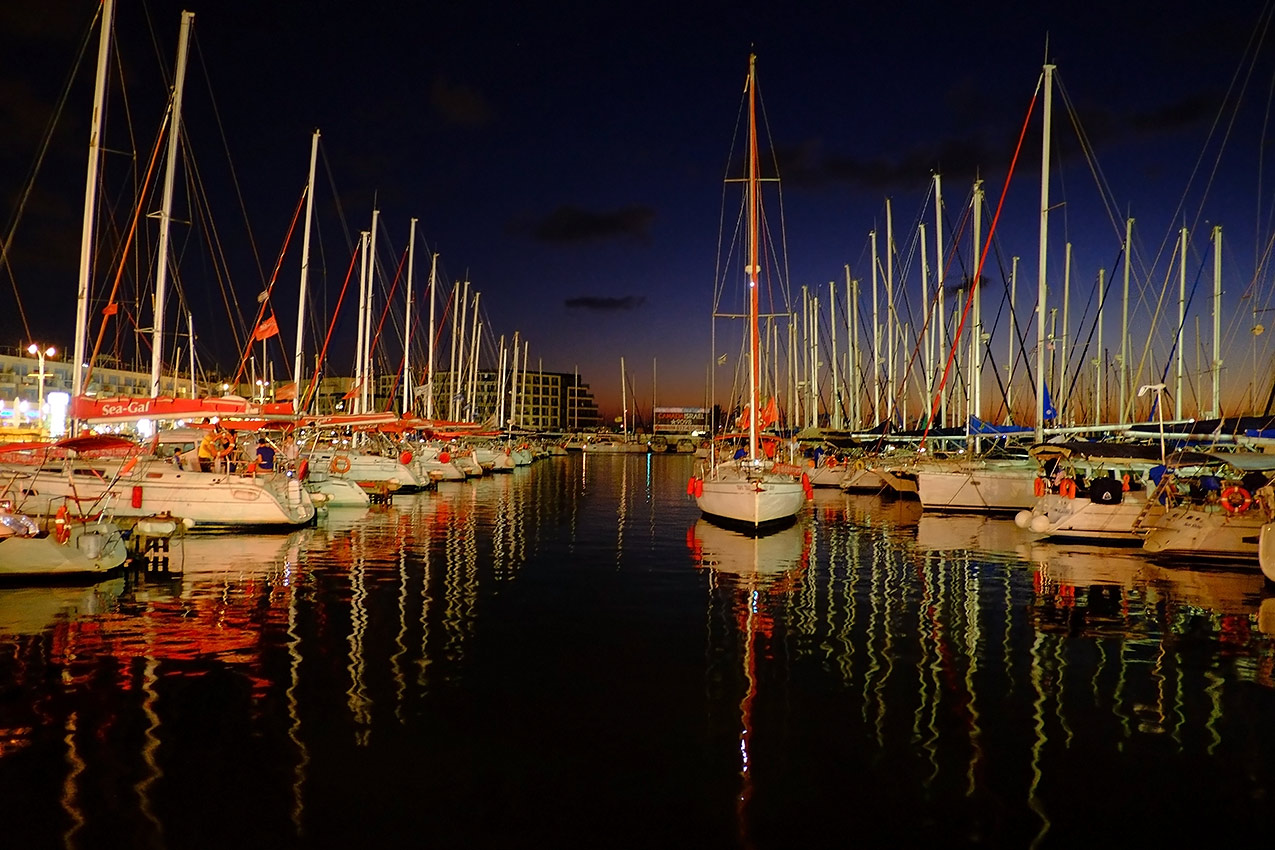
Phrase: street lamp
[{"left": 27, "top": 343, "right": 55, "bottom": 432}]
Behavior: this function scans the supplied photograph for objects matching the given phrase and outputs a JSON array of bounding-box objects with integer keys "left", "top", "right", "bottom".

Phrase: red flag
[
  {"left": 102, "top": 302, "right": 119, "bottom": 316},
  {"left": 341, "top": 382, "right": 361, "bottom": 400},
  {"left": 275, "top": 382, "right": 297, "bottom": 401},
  {"left": 760, "top": 396, "right": 778, "bottom": 429},
  {"left": 253, "top": 314, "right": 279, "bottom": 341}
]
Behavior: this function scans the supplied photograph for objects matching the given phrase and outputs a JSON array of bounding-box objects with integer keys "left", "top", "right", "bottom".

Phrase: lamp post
[{"left": 27, "top": 343, "right": 55, "bottom": 432}]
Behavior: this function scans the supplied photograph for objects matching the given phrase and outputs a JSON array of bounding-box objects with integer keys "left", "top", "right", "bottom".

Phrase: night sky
[{"left": 3, "top": 1, "right": 1274, "bottom": 421}]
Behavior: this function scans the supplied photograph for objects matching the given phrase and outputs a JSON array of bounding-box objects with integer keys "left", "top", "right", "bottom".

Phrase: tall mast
[
  {"left": 870, "top": 228, "right": 880, "bottom": 426},
  {"left": 886, "top": 199, "right": 895, "bottom": 426},
  {"left": 969, "top": 179, "right": 983, "bottom": 440},
  {"left": 425, "top": 253, "right": 438, "bottom": 419},
  {"left": 354, "top": 231, "right": 369, "bottom": 414},
  {"left": 293, "top": 129, "right": 320, "bottom": 414},
  {"left": 466, "top": 292, "right": 481, "bottom": 420},
  {"left": 363, "top": 209, "right": 379, "bottom": 413},
  {"left": 1034, "top": 63, "right": 1055, "bottom": 443},
  {"left": 150, "top": 10, "right": 194, "bottom": 397},
  {"left": 1061, "top": 243, "right": 1072, "bottom": 424},
  {"left": 73, "top": 0, "right": 115, "bottom": 403},
  {"left": 746, "top": 53, "right": 760, "bottom": 458},
  {"left": 1177, "top": 226, "right": 1186, "bottom": 420},
  {"left": 508, "top": 330, "right": 519, "bottom": 429},
  {"left": 1095, "top": 267, "right": 1105, "bottom": 425},
  {"left": 829, "top": 281, "right": 840, "bottom": 429},
  {"left": 934, "top": 173, "right": 947, "bottom": 427},
  {"left": 455, "top": 280, "right": 470, "bottom": 419},
  {"left": 919, "top": 222, "right": 931, "bottom": 416},
  {"left": 402, "top": 216, "right": 417, "bottom": 415},
  {"left": 1211, "top": 225, "right": 1222, "bottom": 418},
  {"left": 1120, "top": 218, "right": 1133, "bottom": 422}
]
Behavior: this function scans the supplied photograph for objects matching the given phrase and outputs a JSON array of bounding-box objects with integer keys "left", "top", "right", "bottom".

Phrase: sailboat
[{"left": 691, "top": 55, "right": 808, "bottom": 531}]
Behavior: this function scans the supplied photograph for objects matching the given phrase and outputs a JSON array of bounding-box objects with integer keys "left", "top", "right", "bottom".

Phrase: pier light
[
  {"left": 47, "top": 392, "right": 69, "bottom": 438},
  {"left": 26, "top": 343, "right": 55, "bottom": 433}
]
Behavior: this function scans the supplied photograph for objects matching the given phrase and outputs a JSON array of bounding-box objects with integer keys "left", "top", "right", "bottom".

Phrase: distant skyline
[{"left": 3, "top": 1, "right": 1275, "bottom": 422}]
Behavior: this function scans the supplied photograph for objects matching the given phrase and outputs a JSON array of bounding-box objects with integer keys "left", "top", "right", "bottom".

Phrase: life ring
[
  {"left": 54, "top": 505, "right": 70, "bottom": 544},
  {"left": 1221, "top": 485, "right": 1252, "bottom": 514},
  {"left": 210, "top": 431, "right": 235, "bottom": 458},
  {"left": 1033, "top": 477, "right": 1046, "bottom": 497},
  {"left": 825, "top": 456, "right": 839, "bottom": 469},
  {"left": 853, "top": 459, "right": 866, "bottom": 472},
  {"left": 1059, "top": 478, "right": 1077, "bottom": 499},
  {"left": 329, "top": 455, "right": 352, "bottom": 475}
]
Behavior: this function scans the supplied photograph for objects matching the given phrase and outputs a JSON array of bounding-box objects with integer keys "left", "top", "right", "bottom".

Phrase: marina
[{"left": 2, "top": 454, "right": 1275, "bottom": 847}]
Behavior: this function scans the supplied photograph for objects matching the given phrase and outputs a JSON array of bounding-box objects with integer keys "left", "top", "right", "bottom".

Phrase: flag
[
  {"left": 759, "top": 396, "right": 778, "bottom": 429},
  {"left": 102, "top": 302, "right": 119, "bottom": 316},
  {"left": 1042, "top": 382, "right": 1057, "bottom": 421},
  {"left": 253, "top": 314, "right": 279, "bottom": 341},
  {"left": 342, "top": 382, "right": 361, "bottom": 400},
  {"left": 716, "top": 353, "right": 728, "bottom": 366},
  {"left": 275, "top": 382, "right": 297, "bottom": 401}
]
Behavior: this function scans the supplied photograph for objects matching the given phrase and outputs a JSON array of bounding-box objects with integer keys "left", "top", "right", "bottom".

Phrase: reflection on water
[{"left": 0, "top": 458, "right": 1273, "bottom": 847}]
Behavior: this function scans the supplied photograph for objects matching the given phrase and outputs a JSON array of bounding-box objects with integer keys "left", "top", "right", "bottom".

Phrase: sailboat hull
[{"left": 696, "top": 463, "right": 806, "bottom": 530}]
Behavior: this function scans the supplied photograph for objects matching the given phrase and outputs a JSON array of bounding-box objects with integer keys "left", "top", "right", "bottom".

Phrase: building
[{"left": 423, "top": 369, "right": 601, "bottom": 430}]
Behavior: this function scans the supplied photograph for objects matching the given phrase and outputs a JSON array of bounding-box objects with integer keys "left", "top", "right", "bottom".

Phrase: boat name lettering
[{"left": 100, "top": 400, "right": 152, "bottom": 416}]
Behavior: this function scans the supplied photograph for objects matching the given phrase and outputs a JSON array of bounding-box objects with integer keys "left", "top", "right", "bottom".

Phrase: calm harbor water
[{"left": 3, "top": 453, "right": 1275, "bottom": 848}]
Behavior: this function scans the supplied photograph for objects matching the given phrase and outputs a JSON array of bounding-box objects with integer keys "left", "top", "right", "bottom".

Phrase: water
[{"left": 3, "top": 454, "right": 1275, "bottom": 848}]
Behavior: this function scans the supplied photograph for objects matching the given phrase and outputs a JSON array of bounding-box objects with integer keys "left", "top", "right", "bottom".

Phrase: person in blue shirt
[{"left": 255, "top": 437, "right": 276, "bottom": 471}]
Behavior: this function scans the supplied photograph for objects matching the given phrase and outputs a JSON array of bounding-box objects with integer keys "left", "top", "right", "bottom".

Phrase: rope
[{"left": 920, "top": 76, "right": 1042, "bottom": 449}]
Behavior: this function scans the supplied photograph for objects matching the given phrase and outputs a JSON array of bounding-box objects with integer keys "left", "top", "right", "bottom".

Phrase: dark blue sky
[{"left": 3, "top": 1, "right": 1274, "bottom": 419}]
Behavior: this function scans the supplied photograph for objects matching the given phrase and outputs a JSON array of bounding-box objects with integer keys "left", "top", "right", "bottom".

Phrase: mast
[
  {"left": 1120, "top": 218, "right": 1133, "bottom": 422},
  {"left": 969, "top": 179, "right": 983, "bottom": 442},
  {"left": 73, "top": 0, "right": 114, "bottom": 403},
  {"left": 363, "top": 209, "right": 379, "bottom": 414},
  {"left": 829, "top": 281, "right": 840, "bottom": 429},
  {"left": 1095, "top": 267, "right": 1105, "bottom": 425},
  {"left": 353, "top": 231, "right": 369, "bottom": 414},
  {"left": 150, "top": 10, "right": 194, "bottom": 397},
  {"left": 455, "top": 280, "right": 470, "bottom": 419},
  {"left": 746, "top": 53, "right": 760, "bottom": 458},
  {"left": 1034, "top": 63, "right": 1055, "bottom": 443},
  {"left": 621, "top": 356, "right": 628, "bottom": 439},
  {"left": 466, "top": 292, "right": 481, "bottom": 420},
  {"left": 1007, "top": 257, "right": 1019, "bottom": 423},
  {"left": 846, "top": 267, "right": 859, "bottom": 429},
  {"left": 1211, "top": 225, "right": 1222, "bottom": 418},
  {"left": 919, "top": 222, "right": 931, "bottom": 418},
  {"left": 1061, "top": 243, "right": 1071, "bottom": 424},
  {"left": 402, "top": 217, "right": 417, "bottom": 415},
  {"left": 886, "top": 199, "right": 896, "bottom": 426},
  {"left": 496, "top": 335, "right": 506, "bottom": 427},
  {"left": 933, "top": 172, "right": 947, "bottom": 428},
  {"left": 870, "top": 228, "right": 880, "bottom": 426},
  {"left": 293, "top": 129, "right": 320, "bottom": 414},
  {"left": 1177, "top": 226, "right": 1186, "bottom": 420},
  {"left": 425, "top": 253, "right": 438, "bottom": 419}
]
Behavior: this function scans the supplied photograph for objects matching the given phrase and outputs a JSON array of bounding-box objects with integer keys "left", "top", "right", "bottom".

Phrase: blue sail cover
[{"left": 968, "top": 416, "right": 1033, "bottom": 435}]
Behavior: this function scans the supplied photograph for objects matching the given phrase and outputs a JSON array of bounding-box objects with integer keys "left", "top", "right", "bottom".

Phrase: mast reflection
[{"left": 690, "top": 519, "right": 810, "bottom": 848}]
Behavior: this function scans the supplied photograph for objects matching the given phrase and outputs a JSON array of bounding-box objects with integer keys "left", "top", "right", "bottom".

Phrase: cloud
[
  {"left": 430, "top": 76, "right": 494, "bottom": 127},
  {"left": 564, "top": 295, "right": 647, "bottom": 312},
  {"left": 516, "top": 204, "right": 655, "bottom": 244}
]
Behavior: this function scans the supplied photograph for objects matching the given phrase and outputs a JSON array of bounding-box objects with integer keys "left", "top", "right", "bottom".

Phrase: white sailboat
[
  {"left": 1136, "top": 450, "right": 1275, "bottom": 561},
  {"left": 691, "top": 55, "right": 808, "bottom": 531}
]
